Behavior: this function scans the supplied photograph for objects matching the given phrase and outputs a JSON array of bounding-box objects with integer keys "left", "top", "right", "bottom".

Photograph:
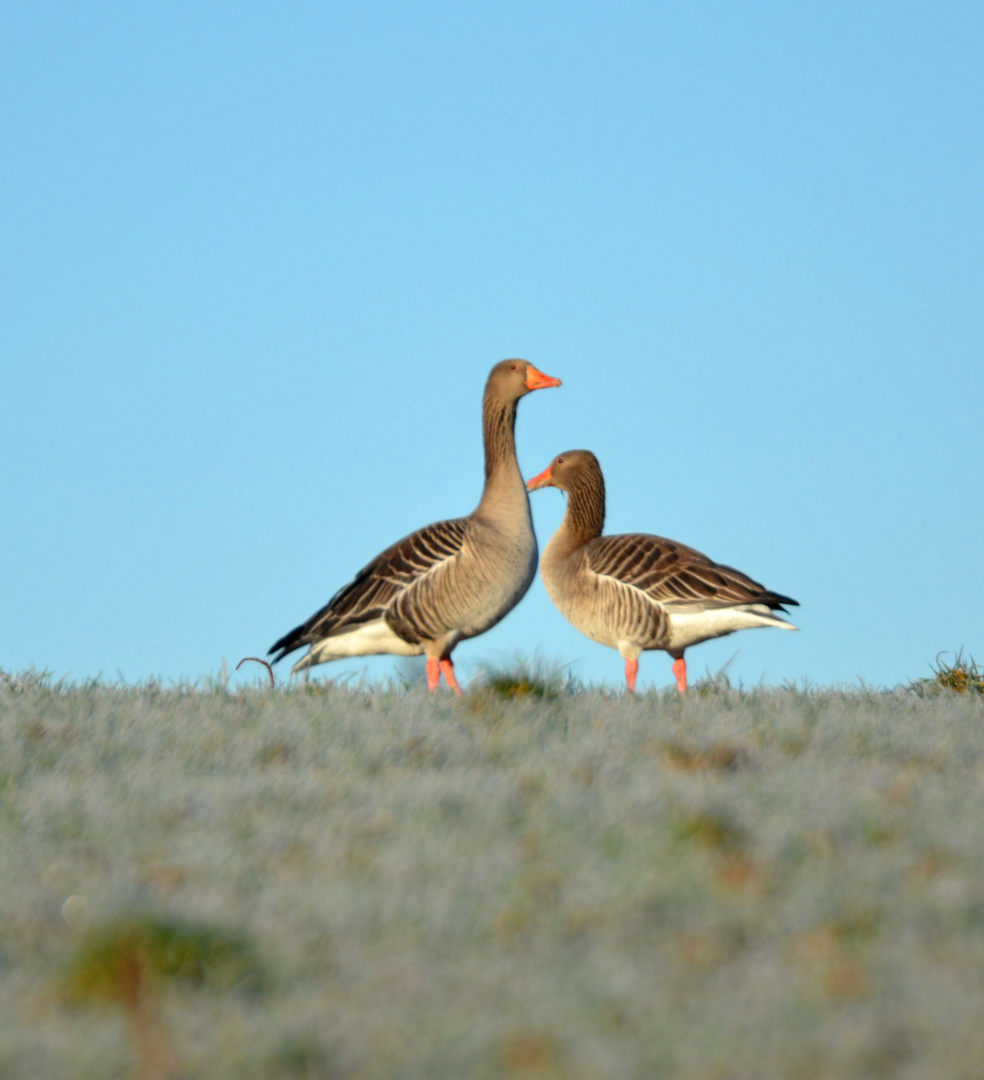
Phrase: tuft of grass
[
  {"left": 65, "top": 912, "right": 262, "bottom": 1001},
  {"left": 470, "top": 655, "right": 577, "bottom": 701},
  {"left": 909, "top": 650, "right": 984, "bottom": 697},
  {"left": 0, "top": 667, "right": 61, "bottom": 693},
  {"left": 650, "top": 740, "right": 747, "bottom": 773},
  {"left": 63, "top": 913, "right": 262, "bottom": 1079},
  {"left": 499, "top": 1030, "right": 562, "bottom": 1074},
  {"left": 674, "top": 810, "right": 749, "bottom": 852}
]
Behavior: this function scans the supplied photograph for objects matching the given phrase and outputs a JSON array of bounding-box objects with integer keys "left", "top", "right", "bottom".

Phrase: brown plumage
[
  {"left": 269, "top": 360, "right": 561, "bottom": 693},
  {"left": 527, "top": 450, "right": 798, "bottom": 692}
]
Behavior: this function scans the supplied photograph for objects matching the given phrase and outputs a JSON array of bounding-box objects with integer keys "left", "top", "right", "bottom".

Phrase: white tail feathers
[{"left": 666, "top": 604, "right": 798, "bottom": 652}]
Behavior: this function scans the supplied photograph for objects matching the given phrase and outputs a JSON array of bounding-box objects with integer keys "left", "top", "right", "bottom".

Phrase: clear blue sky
[{"left": 2, "top": 2, "right": 981, "bottom": 690}]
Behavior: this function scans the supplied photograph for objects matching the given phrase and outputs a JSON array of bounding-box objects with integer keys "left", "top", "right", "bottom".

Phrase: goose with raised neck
[
  {"left": 528, "top": 450, "right": 798, "bottom": 693},
  {"left": 269, "top": 360, "right": 561, "bottom": 693}
]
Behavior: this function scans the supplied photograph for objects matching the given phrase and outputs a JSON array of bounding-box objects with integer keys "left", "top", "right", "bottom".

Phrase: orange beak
[
  {"left": 524, "top": 364, "right": 562, "bottom": 391},
  {"left": 526, "top": 464, "right": 554, "bottom": 490}
]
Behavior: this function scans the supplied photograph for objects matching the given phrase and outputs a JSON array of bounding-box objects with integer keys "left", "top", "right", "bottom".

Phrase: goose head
[
  {"left": 486, "top": 359, "right": 562, "bottom": 400},
  {"left": 526, "top": 449, "right": 601, "bottom": 492}
]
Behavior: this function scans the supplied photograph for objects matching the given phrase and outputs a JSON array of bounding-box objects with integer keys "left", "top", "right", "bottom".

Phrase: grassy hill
[{"left": 1, "top": 669, "right": 983, "bottom": 1079}]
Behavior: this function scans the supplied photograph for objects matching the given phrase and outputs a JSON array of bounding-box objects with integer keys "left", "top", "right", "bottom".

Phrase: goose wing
[
  {"left": 585, "top": 533, "right": 798, "bottom": 613},
  {"left": 269, "top": 517, "right": 469, "bottom": 662}
]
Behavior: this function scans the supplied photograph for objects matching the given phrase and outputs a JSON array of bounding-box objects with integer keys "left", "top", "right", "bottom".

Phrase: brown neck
[
  {"left": 560, "top": 463, "right": 606, "bottom": 546},
  {"left": 481, "top": 392, "right": 519, "bottom": 480},
  {"left": 476, "top": 391, "right": 527, "bottom": 518}
]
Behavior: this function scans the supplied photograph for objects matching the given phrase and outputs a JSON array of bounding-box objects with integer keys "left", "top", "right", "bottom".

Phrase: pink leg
[
  {"left": 625, "top": 658, "right": 638, "bottom": 693},
  {"left": 440, "top": 658, "right": 463, "bottom": 698},
  {"left": 672, "top": 656, "right": 687, "bottom": 693},
  {"left": 426, "top": 657, "right": 440, "bottom": 691}
]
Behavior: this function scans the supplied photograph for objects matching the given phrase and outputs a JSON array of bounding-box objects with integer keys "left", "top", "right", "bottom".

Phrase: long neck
[
  {"left": 555, "top": 466, "right": 606, "bottom": 552},
  {"left": 476, "top": 391, "right": 526, "bottom": 519}
]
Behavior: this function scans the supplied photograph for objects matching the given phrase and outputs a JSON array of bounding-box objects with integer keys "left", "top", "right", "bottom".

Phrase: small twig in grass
[{"left": 236, "top": 657, "right": 275, "bottom": 688}]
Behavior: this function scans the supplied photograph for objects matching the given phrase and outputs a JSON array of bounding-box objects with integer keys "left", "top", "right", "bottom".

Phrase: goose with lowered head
[
  {"left": 269, "top": 360, "right": 561, "bottom": 693},
  {"left": 527, "top": 450, "right": 798, "bottom": 692}
]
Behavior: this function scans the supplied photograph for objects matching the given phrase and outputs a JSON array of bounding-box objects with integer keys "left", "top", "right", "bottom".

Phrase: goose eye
[
  {"left": 510, "top": 363, "right": 518, "bottom": 371},
  {"left": 556, "top": 457, "right": 565, "bottom": 465}
]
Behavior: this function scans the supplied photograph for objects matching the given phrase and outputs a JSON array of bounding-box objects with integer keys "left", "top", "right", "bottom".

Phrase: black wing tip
[{"left": 267, "top": 626, "right": 307, "bottom": 664}]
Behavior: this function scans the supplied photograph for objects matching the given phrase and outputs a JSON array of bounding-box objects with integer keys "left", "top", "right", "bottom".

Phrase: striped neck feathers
[
  {"left": 560, "top": 463, "right": 606, "bottom": 545},
  {"left": 481, "top": 392, "right": 520, "bottom": 479},
  {"left": 477, "top": 391, "right": 525, "bottom": 515}
]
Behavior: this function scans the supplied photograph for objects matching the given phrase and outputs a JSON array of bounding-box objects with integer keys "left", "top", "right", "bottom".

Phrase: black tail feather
[
  {"left": 762, "top": 592, "right": 799, "bottom": 613},
  {"left": 267, "top": 623, "right": 309, "bottom": 665}
]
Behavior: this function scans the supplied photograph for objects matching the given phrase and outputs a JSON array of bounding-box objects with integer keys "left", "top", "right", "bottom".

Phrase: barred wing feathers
[
  {"left": 584, "top": 534, "right": 798, "bottom": 614},
  {"left": 268, "top": 517, "right": 469, "bottom": 663}
]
